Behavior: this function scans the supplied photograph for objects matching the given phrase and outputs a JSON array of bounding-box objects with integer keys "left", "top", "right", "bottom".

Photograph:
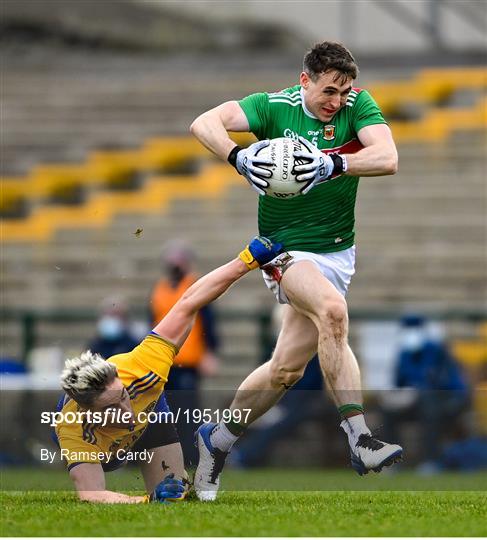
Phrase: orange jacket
[{"left": 150, "top": 273, "right": 205, "bottom": 368}]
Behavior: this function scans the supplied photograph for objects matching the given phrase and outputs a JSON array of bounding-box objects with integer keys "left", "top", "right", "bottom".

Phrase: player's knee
[
  {"left": 317, "top": 299, "right": 348, "bottom": 340},
  {"left": 269, "top": 362, "right": 304, "bottom": 389}
]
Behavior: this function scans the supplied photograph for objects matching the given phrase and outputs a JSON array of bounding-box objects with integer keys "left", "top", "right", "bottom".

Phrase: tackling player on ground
[
  {"left": 54, "top": 236, "right": 282, "bottom": 503},
  {"left": 190, "top": 41, "right": 402, "bottom": 500}
]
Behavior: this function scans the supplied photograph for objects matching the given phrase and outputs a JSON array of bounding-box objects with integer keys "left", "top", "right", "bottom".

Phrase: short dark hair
[{"left": 303, "top": 41, "right": 359, "bottom": 83}]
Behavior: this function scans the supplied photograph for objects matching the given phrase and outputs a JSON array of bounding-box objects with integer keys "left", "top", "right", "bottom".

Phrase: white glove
[
  {"left": 234, "top": 140, "right": 273, "bottom": 196},
  {"left": 292, "top": 136, "right": 335, "bottom": 195}
]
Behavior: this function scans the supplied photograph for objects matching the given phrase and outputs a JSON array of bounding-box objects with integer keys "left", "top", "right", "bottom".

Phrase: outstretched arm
[
  {"left": 153, "top": 258, "right": 247, "bottom": 348},
  {"left": 153, "top": 237, "right": 281, "bottom": 349},
  {"left": 70, "top": 464, "right": 187, "bottom": 504},
  {"left": 70, "top": 463, "right": 146, "bottom": 504}
]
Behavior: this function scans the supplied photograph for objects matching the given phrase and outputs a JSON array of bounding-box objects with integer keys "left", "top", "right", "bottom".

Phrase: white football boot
[
  {"left": 194, "top": 423, "right": 229, "bottom": 501},
  {"left": 350, "top": 433, "right": 403, "bottom": 475}
]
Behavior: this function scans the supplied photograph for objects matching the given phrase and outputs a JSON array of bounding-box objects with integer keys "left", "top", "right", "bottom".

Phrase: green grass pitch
[{"left": 1, "top": 468, "right": 486, "bottom": 536}]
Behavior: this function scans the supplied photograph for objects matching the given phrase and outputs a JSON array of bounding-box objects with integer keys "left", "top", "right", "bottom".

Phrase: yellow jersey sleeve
[{"left": 109, "top": 333, "right": 177, "bottom": 383}]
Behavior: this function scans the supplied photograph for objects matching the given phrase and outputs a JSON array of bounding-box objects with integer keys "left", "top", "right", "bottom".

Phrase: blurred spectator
[
  {"left": 150, "top": 240, "right": 220, "bottom": 467},
  {"left": 382, "top": 314, "right": 471, "bottom": 472},
  {"left": 87, "top": 296, "right": 139, "bottom": 359}
]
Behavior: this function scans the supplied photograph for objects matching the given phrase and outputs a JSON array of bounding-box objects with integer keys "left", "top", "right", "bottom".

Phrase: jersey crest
[{"left": 323, "top": 125, "right": 336, "bottom": 140}]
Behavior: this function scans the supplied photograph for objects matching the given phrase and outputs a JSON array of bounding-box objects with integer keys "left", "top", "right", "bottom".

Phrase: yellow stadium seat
[
  {"left": 371, "top": 79, "right": 455, "bottom": 115},
  {"left": 0, "top": 164, "right": 242, "bottom": 242},
  {"left": 453, "top": 342, "right": 487, "bottom": 367},
  {"left": 418, "top": 67, "right": 487, "bottom": 90},
  {"left": 141, "top": 137, "right": 208, "bottom": 170},
  {"left": 140, "top": 134, "right": 257, "bottom": 172},
  {"left": 390, "top": 94, "right": 487, "bottom": 143},
  {"left": 1, "top": 164, "right": 92, "bottom": 207},
  {"left": 0, "top": 176, "right": 30, "bottom": 216},
  {"left": 452, "top": 319, "right": 487, "bottom": 368},
  {"left": 370, "top": 66, "right": 486, "bottom": 116},
  {"left": 28, "top": 164, "right": 94, "bottom": 199},
  {"left": 86, "top": 150, "right": 142, "bottom": 188},
  {"left": 1, "top": 67, "right": 485, "bottom": 241}
]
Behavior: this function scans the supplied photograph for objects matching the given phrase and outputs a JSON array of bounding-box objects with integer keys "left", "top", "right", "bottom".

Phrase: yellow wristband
[
  {"left": 142, "top": 495, "right": 151, "bottom": 504},
  {"left": 238, "top": 247, "right": 259, "bottom": 270}
]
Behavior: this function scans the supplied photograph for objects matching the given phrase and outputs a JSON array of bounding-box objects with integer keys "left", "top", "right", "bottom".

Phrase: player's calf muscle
[{"left": 270, "top": 361, "right": 304, "bottom": 388}]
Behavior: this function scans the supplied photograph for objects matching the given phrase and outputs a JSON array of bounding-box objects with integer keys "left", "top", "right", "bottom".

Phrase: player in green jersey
[{"left": 190, "top": 41, "right": 402, "bottom": 500}]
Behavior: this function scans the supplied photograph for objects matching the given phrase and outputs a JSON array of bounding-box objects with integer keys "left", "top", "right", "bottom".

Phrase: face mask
[
  {"left": 400, "top": 328, "right": 425, "bottom": 352},
  {"left": 98, "top": 316, "right": 124, "bottom": 340},
  {"left": 167, "top": 264, "right": 186, "bottom": 285}
]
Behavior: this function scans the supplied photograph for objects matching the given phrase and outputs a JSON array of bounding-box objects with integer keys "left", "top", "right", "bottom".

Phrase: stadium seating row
[
  {"left": 370, "top": 66, "right": 487, "bottom": 116},
  {"left": 0, "top": 164, "right": 244, "bottom": 242},
  {"left": 389, "top": 96, "right": 487, "bottom": 142},
  {"left": 0, "top": 133, "right": 255, "bottom": 222},
  {"left": 2, "top": 92, "right": 486, "bottom": 240},
  {"left": 1, "top": 67, "right": 485, "bottom": 240}
]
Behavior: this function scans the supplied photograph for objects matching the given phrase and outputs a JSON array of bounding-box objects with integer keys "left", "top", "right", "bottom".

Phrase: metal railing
[{"left": 1, "top": 307, "right": 486, "bottom": 364}]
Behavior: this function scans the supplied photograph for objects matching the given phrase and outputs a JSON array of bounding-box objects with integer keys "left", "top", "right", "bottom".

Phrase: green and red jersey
[{"left": 239, "top": 85, "right": 386, "bottom": 253}]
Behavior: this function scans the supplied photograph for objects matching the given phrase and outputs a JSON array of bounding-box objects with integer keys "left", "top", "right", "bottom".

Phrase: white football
[{"left": 255, "top": 137, "right": 310, "bottom": 199}]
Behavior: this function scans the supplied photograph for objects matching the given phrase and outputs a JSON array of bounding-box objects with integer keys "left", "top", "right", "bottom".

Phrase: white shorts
[{"left": 261, "top": 246, "right": 356, "bottom": 304}]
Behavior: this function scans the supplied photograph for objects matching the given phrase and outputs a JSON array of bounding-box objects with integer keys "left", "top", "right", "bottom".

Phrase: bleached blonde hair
[{"left": 60, "top": 350, "right": 118, "bottom": 406}]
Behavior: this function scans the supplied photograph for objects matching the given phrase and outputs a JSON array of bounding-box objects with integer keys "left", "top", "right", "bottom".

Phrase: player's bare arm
[
  {"left": 153, "top": 258, "right": 249, "bottom": 347},
  {"left": 70, "top": 462, "right": 186, "bottom": 504},
  {"left": 191, "top": 102, "right": 274, "bottom": 196},
  {"left": 190, "top": 101, "right": 250, "bottom": 160},
  {"left": 154, "top": 237, "right": 282, "bottom": 348},
  {"left": 70, "top": 463, "right": 147, "bottom": 504},
  {"left": 344, "top": 123, "right": 398, "bottom": 176}
]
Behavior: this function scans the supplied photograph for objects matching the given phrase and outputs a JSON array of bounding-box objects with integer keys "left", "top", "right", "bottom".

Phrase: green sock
[
  {"left": 225, "top": 419, "right": 246, "bottom": 436},
  {"left": 338, "top": 403, "right": 364, "bottom": 420}
]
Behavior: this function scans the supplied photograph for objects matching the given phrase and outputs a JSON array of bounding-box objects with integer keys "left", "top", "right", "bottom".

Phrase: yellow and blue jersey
[{"left": 54, "top": 333, "right": 177, "bottom": 470}]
